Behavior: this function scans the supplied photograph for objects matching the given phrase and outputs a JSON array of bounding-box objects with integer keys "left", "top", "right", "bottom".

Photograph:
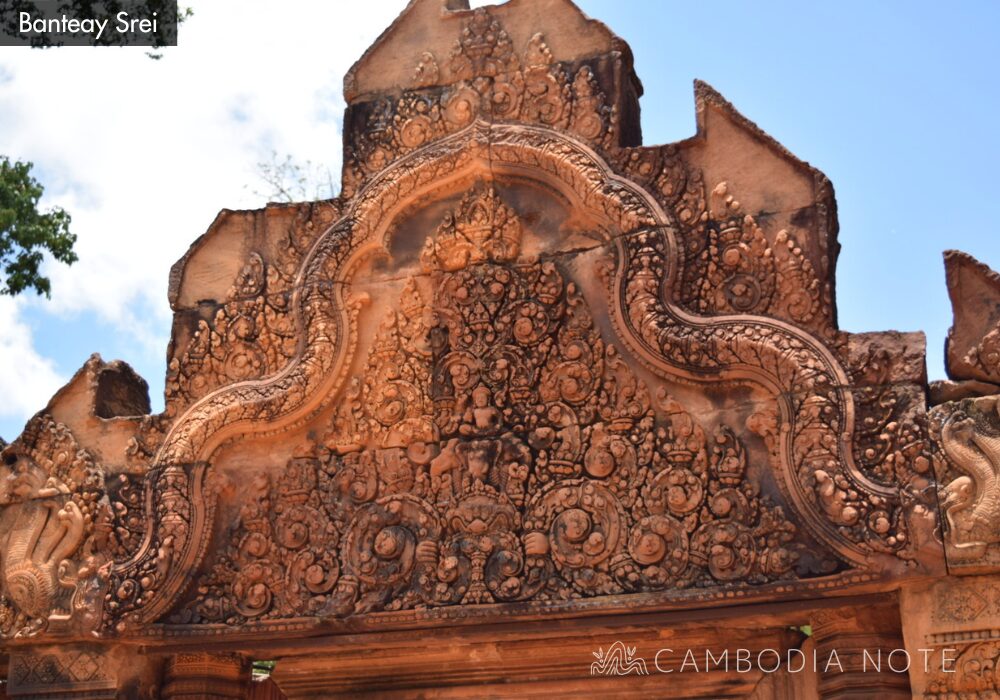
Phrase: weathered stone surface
[
  {"left": 269, "top": 611, "right": 810, "bottom": 698},
  {"left": 5, "top": 645, "right": 160, "bottom": 698},
  {"left": 930, "top": 378, "right": 1000, "bottom": 405},
  {"left": 929, "top": 394, "right": 1000, "bottom": 573},
  {"left": 945, "top": 249, "right": 1000, "bottom": 384},
  {"left": 347, "top": 0, "right": 629, "bottom": 92},
  {"left": 2, "top": 1, "right": 998, "bottom": 697},
  {"left": 810, "top": 598, "right": 911, "bottom": 697},
  {"left": 162, "top": 652, "right": 251, "bottom": 699},
  {"left": 900, "top": 574, "right": 1000, "bottom": 698}
]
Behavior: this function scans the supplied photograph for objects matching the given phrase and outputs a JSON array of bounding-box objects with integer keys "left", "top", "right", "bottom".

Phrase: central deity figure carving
[{"left": 183, "top": 183, "right": 819, "bottom": 625}]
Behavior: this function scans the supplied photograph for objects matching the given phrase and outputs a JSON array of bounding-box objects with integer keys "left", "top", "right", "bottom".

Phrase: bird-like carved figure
[{"left": 939, "top": 397, "right": 1000, "bottom": 559}]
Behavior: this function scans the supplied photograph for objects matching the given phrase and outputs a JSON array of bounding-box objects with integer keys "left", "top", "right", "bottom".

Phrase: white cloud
[
  {"left": 0, "top": 0, "right": 406, "bottom": 429},
  {"left": 0, "top": 297, "right": 62, "bottom": 422}
]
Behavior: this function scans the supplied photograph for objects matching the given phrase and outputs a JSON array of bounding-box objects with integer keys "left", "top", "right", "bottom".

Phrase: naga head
[
  {"left": 972, "top": 395, "right": 1000, "bottom": 420},
  {"left": 0, "top": 451, "right": 49, "bottom": 505},
  {"left": 943, "top": 475, "right": 975, "bottom": 513}
]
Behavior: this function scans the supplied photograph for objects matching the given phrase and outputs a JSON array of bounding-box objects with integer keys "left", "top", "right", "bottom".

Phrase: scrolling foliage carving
[
  {"left": 925, "top": 640, "right": 1000, "bottom": 698},
  {"left": 179, "top": 185, "right": 833, "bottom": 625},
  {"left": 968, "top": 325, "right": 1000, "bottom": 378},
  {"left": 102, "top": 463, "right": 211, "bottom": 633},
  {"left": 345, "top": 8, "right": 617, "bottom": 197},
  {"left": 612, "top": 148, "right": 830, "bottom": 337},
  {"left": 0, "top": 2, "right": 945, "bottom": 662},
  {"left": 618, "top": 226, "right": 925, "bottom": 559},
  {"left": 98, "top": 122, "right": 930, "bottom": 634},
  {"left": 165, "top": 211, "right": 325, "bottom": 417},
  {"left": 607, "top": 141, "right": 934, "bottom": 561}
]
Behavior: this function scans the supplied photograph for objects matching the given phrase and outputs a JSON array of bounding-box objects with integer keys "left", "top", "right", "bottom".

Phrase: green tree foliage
[{"left": 0, "top": 156, "right": 77, "bottom": 297}]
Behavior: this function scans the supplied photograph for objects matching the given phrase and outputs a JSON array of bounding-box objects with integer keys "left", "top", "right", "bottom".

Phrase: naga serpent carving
[
  {"left": 106, "top": 120, "right": 916, "bottom": 629},
  {"left": 935, "top": 396, "right": 1000, "bottom": 559},
  {"left": 0, "top": 453, "right": 85, "bottom": 627}
]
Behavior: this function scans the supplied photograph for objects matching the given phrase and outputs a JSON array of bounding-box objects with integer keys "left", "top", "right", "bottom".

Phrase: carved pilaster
[
  {"left": 810, "top": 602, "right": 911, "bottom": 698},
  {"left": 162, "top": 653, "right": 251, "bottom": 700},
  {"left": 900, "top": 575, "right": 1000, "bottom": 698}
]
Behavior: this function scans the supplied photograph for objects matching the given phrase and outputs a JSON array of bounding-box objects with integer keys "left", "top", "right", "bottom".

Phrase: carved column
[
  {"left": 810, "top": 601, "right": 911, "bottom": 698},
  {"left": 162, "top": 653, "right": 251, "bottom": 700}
]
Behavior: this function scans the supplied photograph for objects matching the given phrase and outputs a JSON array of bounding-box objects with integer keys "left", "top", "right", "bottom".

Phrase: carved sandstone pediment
[
  {"left": 1, "top": 9, "right": 963, "bottom": 699},
  {"left": 134, "top": 108, "right": 935, "bottom": 631},
  {"left": 171, "top": 183, "right": 831, "bottom": 625}
]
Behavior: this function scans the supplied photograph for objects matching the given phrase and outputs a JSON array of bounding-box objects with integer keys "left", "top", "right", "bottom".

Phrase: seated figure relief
[
  {"left": 174, "top": 183, "right": 825, "bottom": 626},
  {"left": 5, "top": 3, "right": 997, "bottom": 696}
]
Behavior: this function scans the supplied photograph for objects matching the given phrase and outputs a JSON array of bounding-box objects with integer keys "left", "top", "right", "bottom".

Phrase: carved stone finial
[
  {"left": 412, "top": 51, "right": 440, "bottom": 88},
  {"left": 945, "top": 250, "right": 1000, "bottom": 385},
  {"left": 420, "top": 184, "right": 523, "bottom": 271},
  {"left": 449, "top": 8, "right": 519, "bottom": 81}
]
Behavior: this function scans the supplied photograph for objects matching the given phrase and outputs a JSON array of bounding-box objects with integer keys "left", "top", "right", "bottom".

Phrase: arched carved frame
[{"left": 109, "top": 120, "right": 915, "bottom": 628}]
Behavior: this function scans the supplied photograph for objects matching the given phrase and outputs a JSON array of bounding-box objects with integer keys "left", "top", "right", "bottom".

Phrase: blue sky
[
  {"left": 580, "top": 0, "right": 1000, "bottom": 366},
  {"left": 1, "top": 0, "right": 999, "bottom": 440}
]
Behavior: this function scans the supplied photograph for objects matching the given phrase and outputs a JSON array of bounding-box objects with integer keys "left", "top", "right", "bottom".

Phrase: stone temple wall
[{"left": 0, "top": 1, "right": 998, "bottom": 697}]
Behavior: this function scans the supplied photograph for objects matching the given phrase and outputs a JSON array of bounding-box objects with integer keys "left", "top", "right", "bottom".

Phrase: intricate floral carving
[
  {"left": 165, "top": 225, "right": 313, "bottom": 417},
  {"left": 932, "top": 577, "right": 1000, "bottom": 623},
  {"left": 449, "top": 8, "right": 518, "bottom": 81},
  {"left": 0, "top": 9, "right": 955, "bottom": 700},
  {"left": 102, "top": 462, "right": 212, "bottom": 633},
  {"left": 842, "top": 346, "right": 936, "bottom": 515},
  {"left": 615, "top": 149, "right": 828, "bottom": 334},
  {"left": 412, "top": 51, "right": 440, "bottom": 89},
  {"left": 118, "top": 122, "right": 929, "bottom": 633},
  {"left": 420, "top": 185, "right": 521, "bottom": 271},
  {"left": 925, "top": 640, "right": 1000, "bottom": 698},
  {"left": 173, "top": 457, "right": 341, "bottom": 624},
  {"left": 179, "top": 183, "right": 840, "bottom": 625},
  {"left": 616, "top": 219, "right": 916, "bottom": 558},
  {"left": 8, "top": 650, "right": 114, "bottom": 695},
  {"left": 966, "top": 324, "right": 1000, "bottom": 377},
  {"left": 345, "top": 9, "right": 616, "bottom": 197}
]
